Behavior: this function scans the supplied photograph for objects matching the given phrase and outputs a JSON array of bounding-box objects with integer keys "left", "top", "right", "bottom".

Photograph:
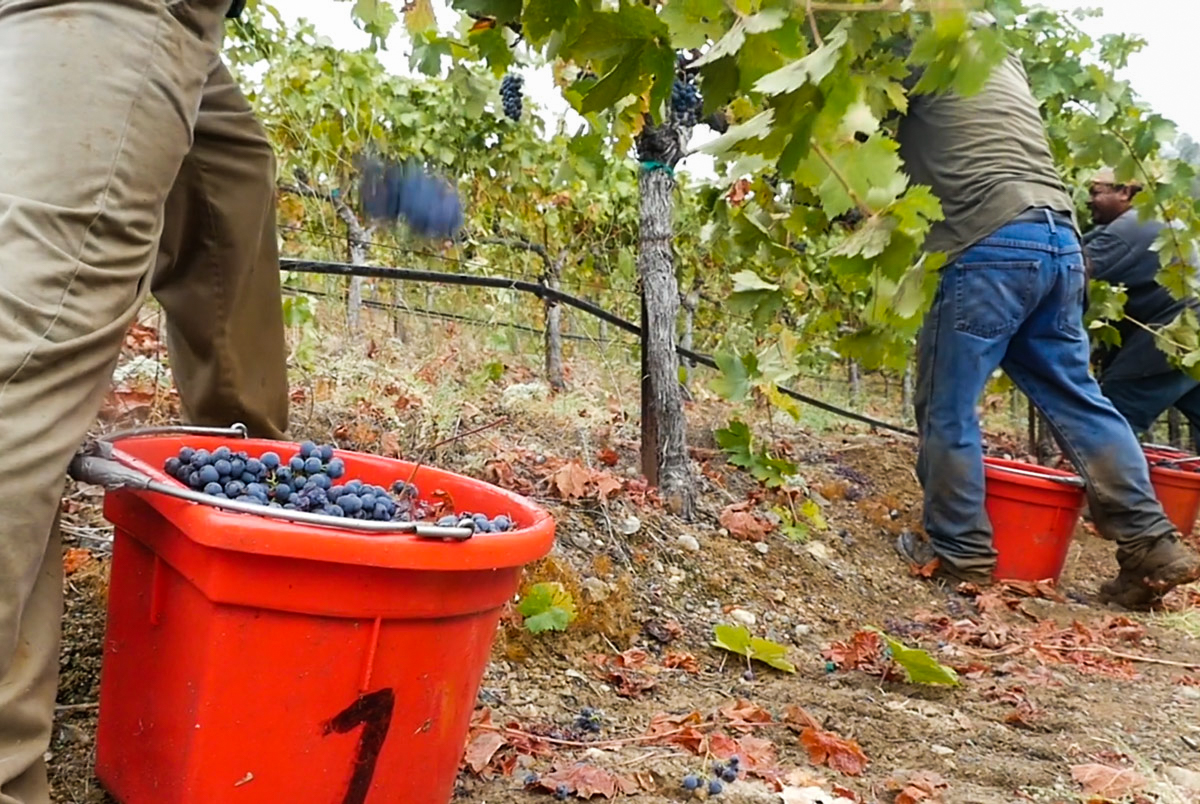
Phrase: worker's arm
[{"left": 1082, "top": 226, "right": 1136, "bottom": 285}]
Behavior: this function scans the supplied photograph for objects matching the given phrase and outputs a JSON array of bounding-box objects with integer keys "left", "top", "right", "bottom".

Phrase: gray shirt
[{"left": 897, "top": 52, "right": 1076, "bottom": 260}]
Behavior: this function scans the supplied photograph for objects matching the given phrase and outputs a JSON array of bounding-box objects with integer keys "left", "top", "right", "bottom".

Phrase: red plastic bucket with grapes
[
  {"left": 91, "top": 433, "right": 555, "bottom": 804},
  {"left": 985, "top": 457, "right": 1086, "bottom": 583},
  {"left": 1142, "top": 444, "right": 1200, "bottom": 536}
]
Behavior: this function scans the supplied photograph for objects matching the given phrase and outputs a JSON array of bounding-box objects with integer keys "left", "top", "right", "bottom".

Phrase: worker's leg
[
  {"left": 0, "top": 1, "right": 224, "bottom": 801},
  {"left": 1001, "top": 224, "right": 1199, "bottom": 608},
  {"left": 911, "top": 239, "right": 1034, "bottom": 582},
  {"left": 1100, "top": 372, "right": 1198, "bottom": 441},
  {"left": 152, "top": 60, "right": 289, "bottom": 440}
]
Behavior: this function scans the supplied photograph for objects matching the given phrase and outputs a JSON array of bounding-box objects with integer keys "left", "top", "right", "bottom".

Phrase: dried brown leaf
[
  {"left": 1070, "top": 763, "right": 1147, "bottom": 798},
  {"left": 799, "top": 727, "right": 868, "bottom": 776}
]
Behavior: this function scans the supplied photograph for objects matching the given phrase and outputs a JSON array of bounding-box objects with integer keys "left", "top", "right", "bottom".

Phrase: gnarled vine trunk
[{"left": 636, "top": 123, "right": 695, "bottom": 519}]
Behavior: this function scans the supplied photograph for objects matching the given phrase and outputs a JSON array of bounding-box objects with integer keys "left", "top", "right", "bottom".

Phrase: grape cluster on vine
[
  {"left": 669, "top": 76, "right": 702, "bottom": 129},
  {"left": 164, "top": 441, "right": 515, "bottom": 532},
  {"left": 500, "top": 73, "right": 523, "bottom": 121}
]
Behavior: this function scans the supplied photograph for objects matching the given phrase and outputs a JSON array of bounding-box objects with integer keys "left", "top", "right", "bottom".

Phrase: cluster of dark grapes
[
  {"left": 163, "top": 441, "right": 515, "bottom": 531},
  {"left": 573, "top": 706, "right": 602, "bottom": 734},
  {"left": 359, "top": 158, "right": 463, "bottom": 240},
  {"left": 669, "top": 76, "right": 703, "bottom": 128},
  {"left": 681, "top": 756, "right": 738, "bottom": 796},
  {"left": 500, "top": 73, "right": 523, "bottom": 121}
]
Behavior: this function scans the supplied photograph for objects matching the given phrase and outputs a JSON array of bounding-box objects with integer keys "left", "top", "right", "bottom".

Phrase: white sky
[{"left": 265, "top": 0, "right": 1193, "bottom": 181}]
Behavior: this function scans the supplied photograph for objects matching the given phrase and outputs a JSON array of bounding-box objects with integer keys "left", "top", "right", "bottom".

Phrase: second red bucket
[
  {"left": 1142, "top": 445, "right": 1200, "bottom": 536},
  {"left": 984, "top": 457, "right": 1087, "bottom": 583}
]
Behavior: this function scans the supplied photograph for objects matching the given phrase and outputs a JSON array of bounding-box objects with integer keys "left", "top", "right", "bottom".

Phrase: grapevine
[{"left": 164, "top": 441, "right": 515, "bottom": 532}]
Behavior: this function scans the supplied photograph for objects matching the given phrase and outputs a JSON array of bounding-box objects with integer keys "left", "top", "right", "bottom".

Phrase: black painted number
[{"left": 323, "top": 688, "right": 396, "bottom": 804}]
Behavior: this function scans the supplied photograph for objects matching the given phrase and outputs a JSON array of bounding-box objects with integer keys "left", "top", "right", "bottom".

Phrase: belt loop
[{"left": 1043, "top": 208, "right": 1056, "bottom": 234}]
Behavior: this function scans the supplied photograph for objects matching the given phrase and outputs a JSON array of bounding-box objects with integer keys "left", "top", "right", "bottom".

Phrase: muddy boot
[
  {"left": 895, "top": 530, "right": 993, "bottom": 587},
  {"left": 1099, "top": 535, "right": 1200, "bottom": 611}
]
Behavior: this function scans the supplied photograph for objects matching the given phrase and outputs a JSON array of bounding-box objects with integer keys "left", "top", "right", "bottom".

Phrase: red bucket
[
  {"left": 985, "top": 457, "right": 1086, "bottom": 583},
  {"left": 92, "top": 435, "right": 555, "bottom": 804},
  {"left": 1142, "top": 445, "right": 1200, "bottom": 536}
]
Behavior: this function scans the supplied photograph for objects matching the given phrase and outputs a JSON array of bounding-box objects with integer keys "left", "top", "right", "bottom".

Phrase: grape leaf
[
  {"left": 711, "top": 352, "right": 753, "bottom": 401},
  {"left": 521, "top": 0, "right": 576, "bottom": 45},
  {"left": 712, "top": 624, "right": 797, "bottom": 673},
  {"left": 874, "top": 630, "right": 960, "bottom": 686},
  {"left": 731, "top": 269, "right": 780, "bottom": 292},
  {"left": 403, "top": 0, "right": 435, "bottom": 33},
  {"left": 581, "top": 44, "right": 649, "bottom": 113},
  {"left": 753, "top": 22, "right": 848, "bottom": 96},
  {"left": 661, "top": 0, "right": 729, "bottom": 50},
  {"left": 518, "top": 582, "right": 577, "bottom": 633}
]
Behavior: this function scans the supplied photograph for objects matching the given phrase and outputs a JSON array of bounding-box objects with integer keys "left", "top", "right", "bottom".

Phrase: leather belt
[{"left": 1010, "top": 207, "right": 1074, "bottom": 226}]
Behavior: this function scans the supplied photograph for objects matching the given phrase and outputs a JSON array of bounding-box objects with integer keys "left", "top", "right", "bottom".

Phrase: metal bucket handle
[{"left": 988, "top": 461, "right": 1086, "bottom": 489}]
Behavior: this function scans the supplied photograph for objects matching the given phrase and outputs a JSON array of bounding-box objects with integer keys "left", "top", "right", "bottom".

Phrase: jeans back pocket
[
  {"left": 952, "top": 261, "right": 1039, "bottom": 339},
  {"left": 1056, "top": 263, "right": 1087, "bottom": 335}
]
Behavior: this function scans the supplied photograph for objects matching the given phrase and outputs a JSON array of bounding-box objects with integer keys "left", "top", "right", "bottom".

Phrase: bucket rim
[{"left": 105, "top": 436, "right": 556, "bottom": 572}]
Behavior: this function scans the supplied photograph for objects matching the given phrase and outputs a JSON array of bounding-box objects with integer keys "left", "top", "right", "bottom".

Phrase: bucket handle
[
  {"left": 989, "top": 462, "right": 1086, "bottom": 489},
  {"left": 67, "top": 439, "right": 476, "bottom": 542},
  {"left": 98, "top": 422, "right": 251, "bottom": 443}
]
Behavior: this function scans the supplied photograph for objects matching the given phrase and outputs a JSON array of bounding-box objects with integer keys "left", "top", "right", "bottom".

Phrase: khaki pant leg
[
  {"left": 0, "top": 1, "right": 225, "bottom": 801},
  {"left": 152, "top": 60, "right": 290, "bottom": 440},
  {"left": 0, "top": 523, "right": 62, "bottom": 804}
]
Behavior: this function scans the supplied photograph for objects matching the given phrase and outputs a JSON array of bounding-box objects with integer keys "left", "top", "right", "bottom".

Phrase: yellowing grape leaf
[
  {"left": 518, "top": 582, "right": 577, "bottom": 633},
  {"left": 874, "top": 630, "right": 960, "bottom": 686},
  {"left": 712, "top": 624, "right": 796, "bottom": 673}
]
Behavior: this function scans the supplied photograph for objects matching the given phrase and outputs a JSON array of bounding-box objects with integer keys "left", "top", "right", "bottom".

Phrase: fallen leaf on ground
[
  {"left": 662, "top": 651, "right": 700, "bottom": 673},
  {"left": 800, "top": 726, "right": 868, "bottom": 776},
  {"left": 551, "top": 461, "right": 591, "bottom": 500},
  {"left": 463, "top": 731, "right": 505, "bottom": 775},
  {"left": 782, "top": 705, "right": 822, "bottom": 733},
  {"left": 535, "top": 763, "right": 640, "bottom": 798},
  {"left": 596, "top": 447, "right": 620, "bottom": 466},
  {"left": 719, "top": 500, "right": 775, "bottom": 540},
  {"left": 890, "top": 770, "right": 949, "bottom": 803},
  {"left": 62, "top": 548, "right": 93, "bottom": 576},
  {"left": 1070, "top": 763, "right": 1147, "bottom": 798},
  {"left": 913, "top": 558, "right": 940, "bottom": 578},
  {"left": 645, "top": 711, "right": 706, "bottom": 754},
  {"left": 718, "top": 699, "right": 774, "bottom": 731}
]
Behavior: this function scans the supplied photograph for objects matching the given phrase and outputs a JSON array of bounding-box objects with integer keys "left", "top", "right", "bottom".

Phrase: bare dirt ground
[{"left": 45, "top": 320, "right": 1200, "bottom": 804}]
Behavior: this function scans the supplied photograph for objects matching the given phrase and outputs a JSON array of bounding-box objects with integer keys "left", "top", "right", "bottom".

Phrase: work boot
[
  {"left": 1099, "top": 535, "right": 1200, "bottom": 611},
  {"left": 895, "top": 530, "right": 993, "bottom": 587}
]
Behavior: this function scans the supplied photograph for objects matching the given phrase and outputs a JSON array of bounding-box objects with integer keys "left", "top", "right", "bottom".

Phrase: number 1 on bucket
[{"left": 322, "top": 688, "right": 396, "bottom": 804}]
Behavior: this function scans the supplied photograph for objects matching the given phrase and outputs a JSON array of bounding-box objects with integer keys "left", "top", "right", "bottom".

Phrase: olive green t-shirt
[{"left": 896, "top": 51, "right": 1076, "bottom": 260}]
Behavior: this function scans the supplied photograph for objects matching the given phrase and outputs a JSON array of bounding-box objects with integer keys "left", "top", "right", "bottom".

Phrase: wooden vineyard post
[{"left": 635, "top": 123, "right": 696, "bottom": 519}]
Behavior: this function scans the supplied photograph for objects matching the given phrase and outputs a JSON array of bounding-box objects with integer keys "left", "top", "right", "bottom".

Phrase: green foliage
[
  {"left": 433, "top": 0, "right": 1200, "bottom": 397},
  {"left": 518, "top": 582, "right": 577, "bottom": 633},
  {"left": 712, "top": 624, "right": 796, "bottom": 673},
  {"left": 872, "top": 628, "right": 960, "bottom": 686},
  {"left": 236, "top": 0, "right": 1200, "bottom": 406},
  {"left": 714, "top": 419, "right": 797, "bottom": 488}
]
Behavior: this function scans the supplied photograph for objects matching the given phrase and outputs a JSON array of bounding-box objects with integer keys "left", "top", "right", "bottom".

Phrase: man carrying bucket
[
  {"left": 1084, "top": 167, "right": 1200, "bottom": 445},
  {"left": 891, "top": 21, "right": 1200, "bottom": 610}
]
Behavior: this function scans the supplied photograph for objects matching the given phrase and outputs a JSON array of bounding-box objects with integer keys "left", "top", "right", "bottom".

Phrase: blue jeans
[
  {"left": 1102, "top": 372, "right": 1200, "bottom": 452},
  {"left": 914, "top": 211, "right": 1176, "bottom": 577}
]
